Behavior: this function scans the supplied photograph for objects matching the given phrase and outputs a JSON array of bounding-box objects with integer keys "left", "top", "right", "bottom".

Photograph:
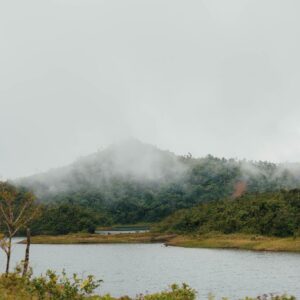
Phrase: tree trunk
[
  {"left": 5, "top": 236, "right": 12, "bottom": 274},
  {"left": 22, "top": 228, "right": 31, "bottom": 276}
]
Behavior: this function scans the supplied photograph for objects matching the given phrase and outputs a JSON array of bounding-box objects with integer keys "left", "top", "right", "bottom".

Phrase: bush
[
  {"left": 0, "top": 269, "right": 196, "bottom": 300},
  {"left": 136, "top": 283, "right": 196, "bottom": 300},
  {"left": 0, "top": 269, "right": 294, "bottom": 300},
  {"left": 0, "top": 268, "right": 101, "bottom": 300}
]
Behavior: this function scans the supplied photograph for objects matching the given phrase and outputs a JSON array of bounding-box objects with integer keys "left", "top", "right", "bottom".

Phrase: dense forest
[
  {"left": 28, "top": 204, "right": 100, "bottom": 235},
  {"left": 16, "top": 140, "right": 300, "bottom": 227},
  {"left": 155, "top": 189, "right": 300, "bottom": 237}
]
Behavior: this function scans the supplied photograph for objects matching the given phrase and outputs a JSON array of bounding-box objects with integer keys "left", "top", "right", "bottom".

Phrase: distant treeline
[
  {"left": 28, "top": 203, "right": 101, "bottom": 235},
  {"left": 155, "top": 189, "right": 300, "bottom": 237},
  {"left": 42, "top": 156, "right": 300, "bottom": 225},
  {"left": 15, "top": 141, "right": 300, "bottom": 230},
  {"left": 28, "top": 189, "right": 300, "bottom": 238}
]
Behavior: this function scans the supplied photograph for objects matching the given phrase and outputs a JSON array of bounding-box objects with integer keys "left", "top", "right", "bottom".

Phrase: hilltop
[{"left": 17, "top": 139, "right": 186, "bottom": 198}]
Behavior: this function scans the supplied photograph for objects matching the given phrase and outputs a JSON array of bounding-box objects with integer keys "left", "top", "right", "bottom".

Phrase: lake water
[{"left": 1, "top": 240, "right": 300, "bottom": 299}]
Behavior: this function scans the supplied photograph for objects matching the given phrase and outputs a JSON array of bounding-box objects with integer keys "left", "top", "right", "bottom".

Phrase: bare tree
[{"left": 0, "top": 182, "right": 39, "bottom": 274}]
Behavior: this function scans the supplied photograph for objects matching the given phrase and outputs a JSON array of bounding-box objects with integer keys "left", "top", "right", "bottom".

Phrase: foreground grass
[
  {"left": 166, "top": 233, "right": 300, "bottom": 252},
  {"left": 0, "top": 271, "right": 296, "bottom": 300},
  {"left": 19, "top": 232, "right": 176, "bottom": 245},
  {"left": 0, "top": 270, "right": 196, "bottom": 300}
]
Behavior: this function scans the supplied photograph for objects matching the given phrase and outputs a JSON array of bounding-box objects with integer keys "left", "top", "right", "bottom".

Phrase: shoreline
[
  {"left": 19, "top": 232, "right": 300, "bottom": 253},
  {"left": 165, "top": 233, "right": 300, "bottom": 253},
  {"left": 18, "top": 232, "right": 176, "bottom": 245}
]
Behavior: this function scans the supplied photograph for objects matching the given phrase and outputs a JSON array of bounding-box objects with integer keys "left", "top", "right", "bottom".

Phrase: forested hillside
[
  {"left": 16, "top": 140, "right": 300, "bottom": 225},
  {"left": 156, "top": 189, "right": 300, "bottom": 237}
]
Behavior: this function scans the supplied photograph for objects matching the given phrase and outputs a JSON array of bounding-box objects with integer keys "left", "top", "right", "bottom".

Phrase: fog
[
  {"left": 1, "top": 0, "right": 300, "bottom": 179},
  {"left": 14, "top": 138, "right": 300, "bottom": 201},
  {"left": 16, "top": 139, "right": 190, "bottom": 197}
]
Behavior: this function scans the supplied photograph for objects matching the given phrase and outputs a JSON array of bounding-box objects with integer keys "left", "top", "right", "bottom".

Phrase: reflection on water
[
  {"left": 1, "top": 240, "right": 299, "bottom": 299},
  {"left": 96, "top": 230, "right": 149, "bottom": 235}
]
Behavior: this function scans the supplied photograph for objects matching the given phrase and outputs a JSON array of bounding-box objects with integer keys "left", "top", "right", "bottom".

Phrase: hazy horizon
[{"left": 1, "top": 0, "right": 300, "bottom": 179}]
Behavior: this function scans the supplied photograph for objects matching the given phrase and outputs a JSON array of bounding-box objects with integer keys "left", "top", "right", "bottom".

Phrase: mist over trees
[{"left": 15, "top": 140, "right": 300, "bottom": 225}]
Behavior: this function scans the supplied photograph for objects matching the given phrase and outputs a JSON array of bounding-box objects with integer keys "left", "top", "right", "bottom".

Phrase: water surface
[{"left": 1, "top": 241, "right": 299, "bottom": 299}]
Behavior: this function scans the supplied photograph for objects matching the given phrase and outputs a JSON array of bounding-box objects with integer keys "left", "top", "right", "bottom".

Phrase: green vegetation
[
  {"left": 0, "top": 268, "right": 101, "bottom": 300},
  {"left": 156, "top": 189, "right": 300, "bottom": 238},
  {"left": 17, "top": 141, "right": 300, "bottom": 226},
  {"left": 0, "top": 269, "right": 296, "bottom": 300},
  {"left": 45, "top": 156, "right": 300, "bottom": 225},
  {"left": 20, "top": 156, "right": 300, "bottom": 228},
  {"left": 28, "top": 203, "right": 101, "bottom": 235},
  {"left": 0, "top": 268, "right": 196, "bottom": 300}
]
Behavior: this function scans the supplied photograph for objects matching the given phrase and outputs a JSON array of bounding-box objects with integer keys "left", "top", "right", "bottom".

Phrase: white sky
[{"left": 1, "top": 0, "right": 300, "bottom": 179}]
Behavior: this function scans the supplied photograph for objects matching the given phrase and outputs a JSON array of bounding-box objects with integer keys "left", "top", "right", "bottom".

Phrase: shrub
[{"left": 0, "top": 268, "right": 101, "bottom": 300}]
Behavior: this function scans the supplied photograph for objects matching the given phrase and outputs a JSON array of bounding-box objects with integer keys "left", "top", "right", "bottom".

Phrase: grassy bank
[
  {"left": 96, "top": 223, "right": 152, "bottom": 231},
  {"left": 19, "top": 232, "right": 176, "bottom": 245},
  {"left": 19, "top": 232, "right": 300, "bottom": 253},
  {"left": 166, "top": 233, "right": 300, "bottom": 252}
]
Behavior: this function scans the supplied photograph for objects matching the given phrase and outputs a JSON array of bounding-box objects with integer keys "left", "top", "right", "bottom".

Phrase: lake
[{"left": 1, "top": 240, "right": 299, "bottom": 299}]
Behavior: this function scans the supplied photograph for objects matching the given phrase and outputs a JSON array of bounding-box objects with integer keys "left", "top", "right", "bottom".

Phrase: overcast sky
[{"left": 1, "top": 0, "right": 300, "bottom": 179}]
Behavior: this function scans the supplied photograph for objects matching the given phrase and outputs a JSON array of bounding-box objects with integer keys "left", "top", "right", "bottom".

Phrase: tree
[
  {"left": 22, "top": 227, "right": 31, "bottom": 276},
  {"left": 0, "top": 182, "right": 39, "bottom": 274}
]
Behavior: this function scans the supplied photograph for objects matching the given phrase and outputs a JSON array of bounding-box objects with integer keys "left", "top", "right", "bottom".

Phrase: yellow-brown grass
[
  {"left": 20, "top": 232, "right": 300, "bottom": 253},
  {"left": 166, "top": 233, "right": 300, "bottom": 252},
  {"left": 19, "top": 232, "right": 176, "bottom": 245}
]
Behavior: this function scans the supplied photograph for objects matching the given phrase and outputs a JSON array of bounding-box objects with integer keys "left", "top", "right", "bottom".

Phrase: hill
[
  {"left": 16, "top": 139, "right": 300, "bottom": 224},
  {"left": 17, "top": 139, "right": 186, "bottom": 197}
]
